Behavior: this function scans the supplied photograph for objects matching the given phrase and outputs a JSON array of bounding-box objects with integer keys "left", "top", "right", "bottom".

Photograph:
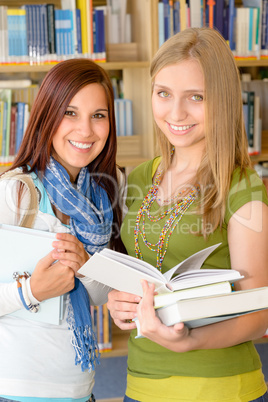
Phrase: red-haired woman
[{"left": 0, "top": 58, "right": 124, "bottom": 402}]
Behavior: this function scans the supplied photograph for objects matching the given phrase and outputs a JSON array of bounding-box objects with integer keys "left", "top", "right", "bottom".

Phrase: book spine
[
  {"left": 76, "top": 0, "right": 88, "bottom": 54},
  {"left": 87, "top": 0, "right": 94, "bottom": 57},
  {"left": 94, "top": 8, "right": 106, "bottom": 62},
  {"left": 40, "top": 4, "right": 49, "bottom": 62},
  {"left": 9, "top": 104, "right": 17, "bottom": 158},
  {"left": 125, "top": 99, "right": 133, "bottom": 136},
  {"left": 228, "top": 0, "right": 236, "bottom": 51},
  {"left": 54, "top": 9, "right": 62, "bottom": 57},
  {"left": 15, "top": 102, "right": 25, "bottom": 154},
  {"left": 179, "top": 0, "right": 187, "bottom": 31},
  {"left": 0, "top": 101, "right": 3, "bottom": 162},
  {"left": 47, "top": 4, "right": 56, "bottom": 56},
  {"left": 1, "top": 101, "right": 7, "bottom": 158},
  {"left": 76, "top": 9, "right": 82, "bottom": 54},
  {"left": 214, "top": 0, "right": 224, "bottom": 35},
  {"left": 173, "top": 0, "right": 180, "bottom": 34},
  {"left": 247, "top": 91, "right": 255, "bottom": 153},
  {"left": 158, "top": 2, "right": 165, "bottom": 47},
  {"left": 163, "top": 0, "right": 170, "bottom": 41}
]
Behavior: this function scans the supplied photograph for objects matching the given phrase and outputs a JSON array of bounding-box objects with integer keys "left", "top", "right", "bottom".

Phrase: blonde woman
[{"left": 107, "top": 28, "right": 268, "bottom": 402}]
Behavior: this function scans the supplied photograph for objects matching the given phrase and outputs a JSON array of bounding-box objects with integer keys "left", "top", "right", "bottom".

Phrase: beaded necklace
[{"left": 134, "top": 169, "right": 199, "bottom": 271}]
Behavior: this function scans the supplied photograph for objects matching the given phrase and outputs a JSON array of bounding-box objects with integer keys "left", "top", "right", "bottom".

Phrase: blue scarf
[{"left": 42, "top": 157, "right": 113, "bottom": 372}]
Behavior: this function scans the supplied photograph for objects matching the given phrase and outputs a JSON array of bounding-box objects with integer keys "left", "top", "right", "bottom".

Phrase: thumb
[{"left": 37, "top": 250, "right": 57, "bottom": 270}]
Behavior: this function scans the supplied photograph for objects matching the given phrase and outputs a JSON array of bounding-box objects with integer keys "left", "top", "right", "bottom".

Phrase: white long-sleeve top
[{"left": 0, "top": 174, "right": 113, "bottom": 401}]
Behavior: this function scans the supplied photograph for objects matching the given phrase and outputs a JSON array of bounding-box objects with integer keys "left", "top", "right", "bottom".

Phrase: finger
[
  {"left": 52, "top": 240, "right": 81, "bottom": 254},
  {"left": 108, "top": 290, "right": 141, "bottom": 303},
  {"left": 55, "top": 232, "right": 76, "bottom": 242}
]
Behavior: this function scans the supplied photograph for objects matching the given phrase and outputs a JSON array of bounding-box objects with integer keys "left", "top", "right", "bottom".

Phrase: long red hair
[{"left": 8, "top": 58, "right": 124, "bottom": 251}]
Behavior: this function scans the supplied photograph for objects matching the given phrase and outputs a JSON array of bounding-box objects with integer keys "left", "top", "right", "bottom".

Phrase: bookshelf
[{"left": 0, "top": 0, "right": 158, "bottom": 169}]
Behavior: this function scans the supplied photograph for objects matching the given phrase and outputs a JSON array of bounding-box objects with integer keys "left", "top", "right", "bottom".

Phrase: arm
[{"left": 136, "top": 201, "right": 268, "bottom": 352}]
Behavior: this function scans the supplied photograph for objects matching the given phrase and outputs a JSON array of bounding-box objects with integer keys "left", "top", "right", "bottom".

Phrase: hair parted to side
[
  {"left": 9, "top": 58, "right": 124, "bottom": 250},
  {"left": 150, "top": 27, "right": 252, "bottom": 236}
]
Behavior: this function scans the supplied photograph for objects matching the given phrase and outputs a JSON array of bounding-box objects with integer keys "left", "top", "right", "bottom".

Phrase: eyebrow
[
  {"left": 67, "top": 105, "right": 109, "bottom": 112},
  {"left": 153, "top": 84, "right": 204, "bottom": 93}
]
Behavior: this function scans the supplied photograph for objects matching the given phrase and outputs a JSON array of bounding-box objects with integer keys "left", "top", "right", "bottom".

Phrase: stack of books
[{"left": 78, "top": 244, "right": 268, "bottom": 337}]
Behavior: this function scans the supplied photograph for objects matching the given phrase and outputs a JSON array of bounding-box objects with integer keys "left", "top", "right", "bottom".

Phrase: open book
[
  {"left": 134, "top": 286, "right": 268, "bottom": 337},
  {"left": 78, "top": 243, "right": 243, "bottom": 297},
  {"left": 0, "top": 223, "right": 64, "bottom": 325}
]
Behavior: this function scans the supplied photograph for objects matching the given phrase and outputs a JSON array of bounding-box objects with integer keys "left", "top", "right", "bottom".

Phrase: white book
[
  {"left": 0, "top": 223, "right": 64, "bottom": 325},
  {"left": 125, "top": 99, "right": 133, "bottom": 136},
  {"left": 134, "top": 286, "right": 268, "bottom": 337},
  {"left": 153, "top": 280, "right": 232, "bottom": 309},
  {"left": 78, "top": 243, "right": 243, "bottom": 297}
]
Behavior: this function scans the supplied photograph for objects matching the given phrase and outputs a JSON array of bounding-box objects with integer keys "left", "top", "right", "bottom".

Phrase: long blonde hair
[{"left": 150, "top": 27, "right": 251, "bottom": 235}]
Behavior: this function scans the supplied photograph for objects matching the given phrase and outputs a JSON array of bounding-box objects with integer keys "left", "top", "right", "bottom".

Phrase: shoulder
[
  {"left": 126, "top": 157, "right": 161, "bottom": 208},
  {"left": 225, "top": 167, "right": 268, "bottom": 223},
  {"left": 128, "top": 157, "right": 161, "bottom": 186}
]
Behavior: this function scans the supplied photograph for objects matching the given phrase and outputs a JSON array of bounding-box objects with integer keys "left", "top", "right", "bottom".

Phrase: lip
[
  {"left": 68, "top": 140, "right": 94, "bottom": 151},
  {"left": 167, "top": 122, "right": 196, "bottom": 135}
]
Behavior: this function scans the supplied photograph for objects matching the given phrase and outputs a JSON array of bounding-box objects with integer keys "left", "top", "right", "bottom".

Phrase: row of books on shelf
[
  {"left": 0, "top": 84, "right": 134, "bottom": 165},
  {"left": 0, "top": 0, "right": 132, "bottom": 65},
  {"left": 158, "top": 0, "right": 268, "bottom": 59},
  {"left": 0, "top": 85, "right": 38, "bottom": 165},
  {"left": 78, "top": 244, "right": 268, "bottom": 337}
]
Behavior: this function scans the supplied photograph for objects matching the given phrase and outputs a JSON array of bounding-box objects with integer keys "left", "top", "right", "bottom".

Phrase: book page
[
  {"left": 100, "top": 248, "right": 164, "bottom": 281},
  {"left": 163, "top": 243, "right": 221, "bottom": 282}
]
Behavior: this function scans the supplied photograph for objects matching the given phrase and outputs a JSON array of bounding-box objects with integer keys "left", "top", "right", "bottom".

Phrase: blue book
[
  {"left": 23, "top": 5, "right": 33, "bottom": 62},
  {"left": 76, "top": 8, "right": 82, "bottom": 54},
  {"left": 163, "top": 0, "right": 170, "bottom": 41},
  {"left": 93, "top": 8, "right": 106, "bottom": 61},
  {"left": 173, "top": 1, "right": 181, "bottom": 34},
  {"left": 40, "top": 4, "right": 49, "bottom": 60},
  {"left": 64, "top": 9, "right": 74, "bottom": 55},
  {"left": 228, "top": 0, "right": 236, "bottom": 51},
  {"left": 54, "top": 8, "right": 62, "bottom": 56},
  {"left": 31, "top": 5, "right": 38, "bottom": 62},
  {"left": 214, "top": 0, "right": 224, "bottom": 35},
  {"left": 223, "top": 0, "right": 229, "bottom": 41},
  {"left": 15, "top": 102, "right": 25, "bottom": 154}
]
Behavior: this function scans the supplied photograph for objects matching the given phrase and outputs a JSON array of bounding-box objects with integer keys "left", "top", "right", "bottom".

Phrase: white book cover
[
  {"left": 0, "top": 223, "right": 63, "bottom": 325},
  {"left": 155, "top": 286, "right": 268, "bottom": 326}
]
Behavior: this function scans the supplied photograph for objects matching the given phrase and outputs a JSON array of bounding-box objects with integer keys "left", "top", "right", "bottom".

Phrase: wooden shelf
[
  {"left": 235, "top": 59, "right": 268, "bottom": 68},
  {"left": 0, "top": 61, "right": 150, "bottom": 73}
]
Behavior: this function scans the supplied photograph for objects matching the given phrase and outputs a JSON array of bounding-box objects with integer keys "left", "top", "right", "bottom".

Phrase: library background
[{"left": 0, "top": 0, "right": 268, "bottom": 400}]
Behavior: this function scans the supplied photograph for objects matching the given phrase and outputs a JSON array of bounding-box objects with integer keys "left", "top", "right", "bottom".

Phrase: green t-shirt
[{"left": 120, "top": 158, "right": 268, "bottom": 379}]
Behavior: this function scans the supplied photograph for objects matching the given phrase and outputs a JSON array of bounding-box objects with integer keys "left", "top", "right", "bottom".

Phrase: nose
[
  {"left": 76, "top": 117, "right": 93, "bottom": 137},
  {"left": 170, "top": 98, "right": 188, "bottom": 122}
]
